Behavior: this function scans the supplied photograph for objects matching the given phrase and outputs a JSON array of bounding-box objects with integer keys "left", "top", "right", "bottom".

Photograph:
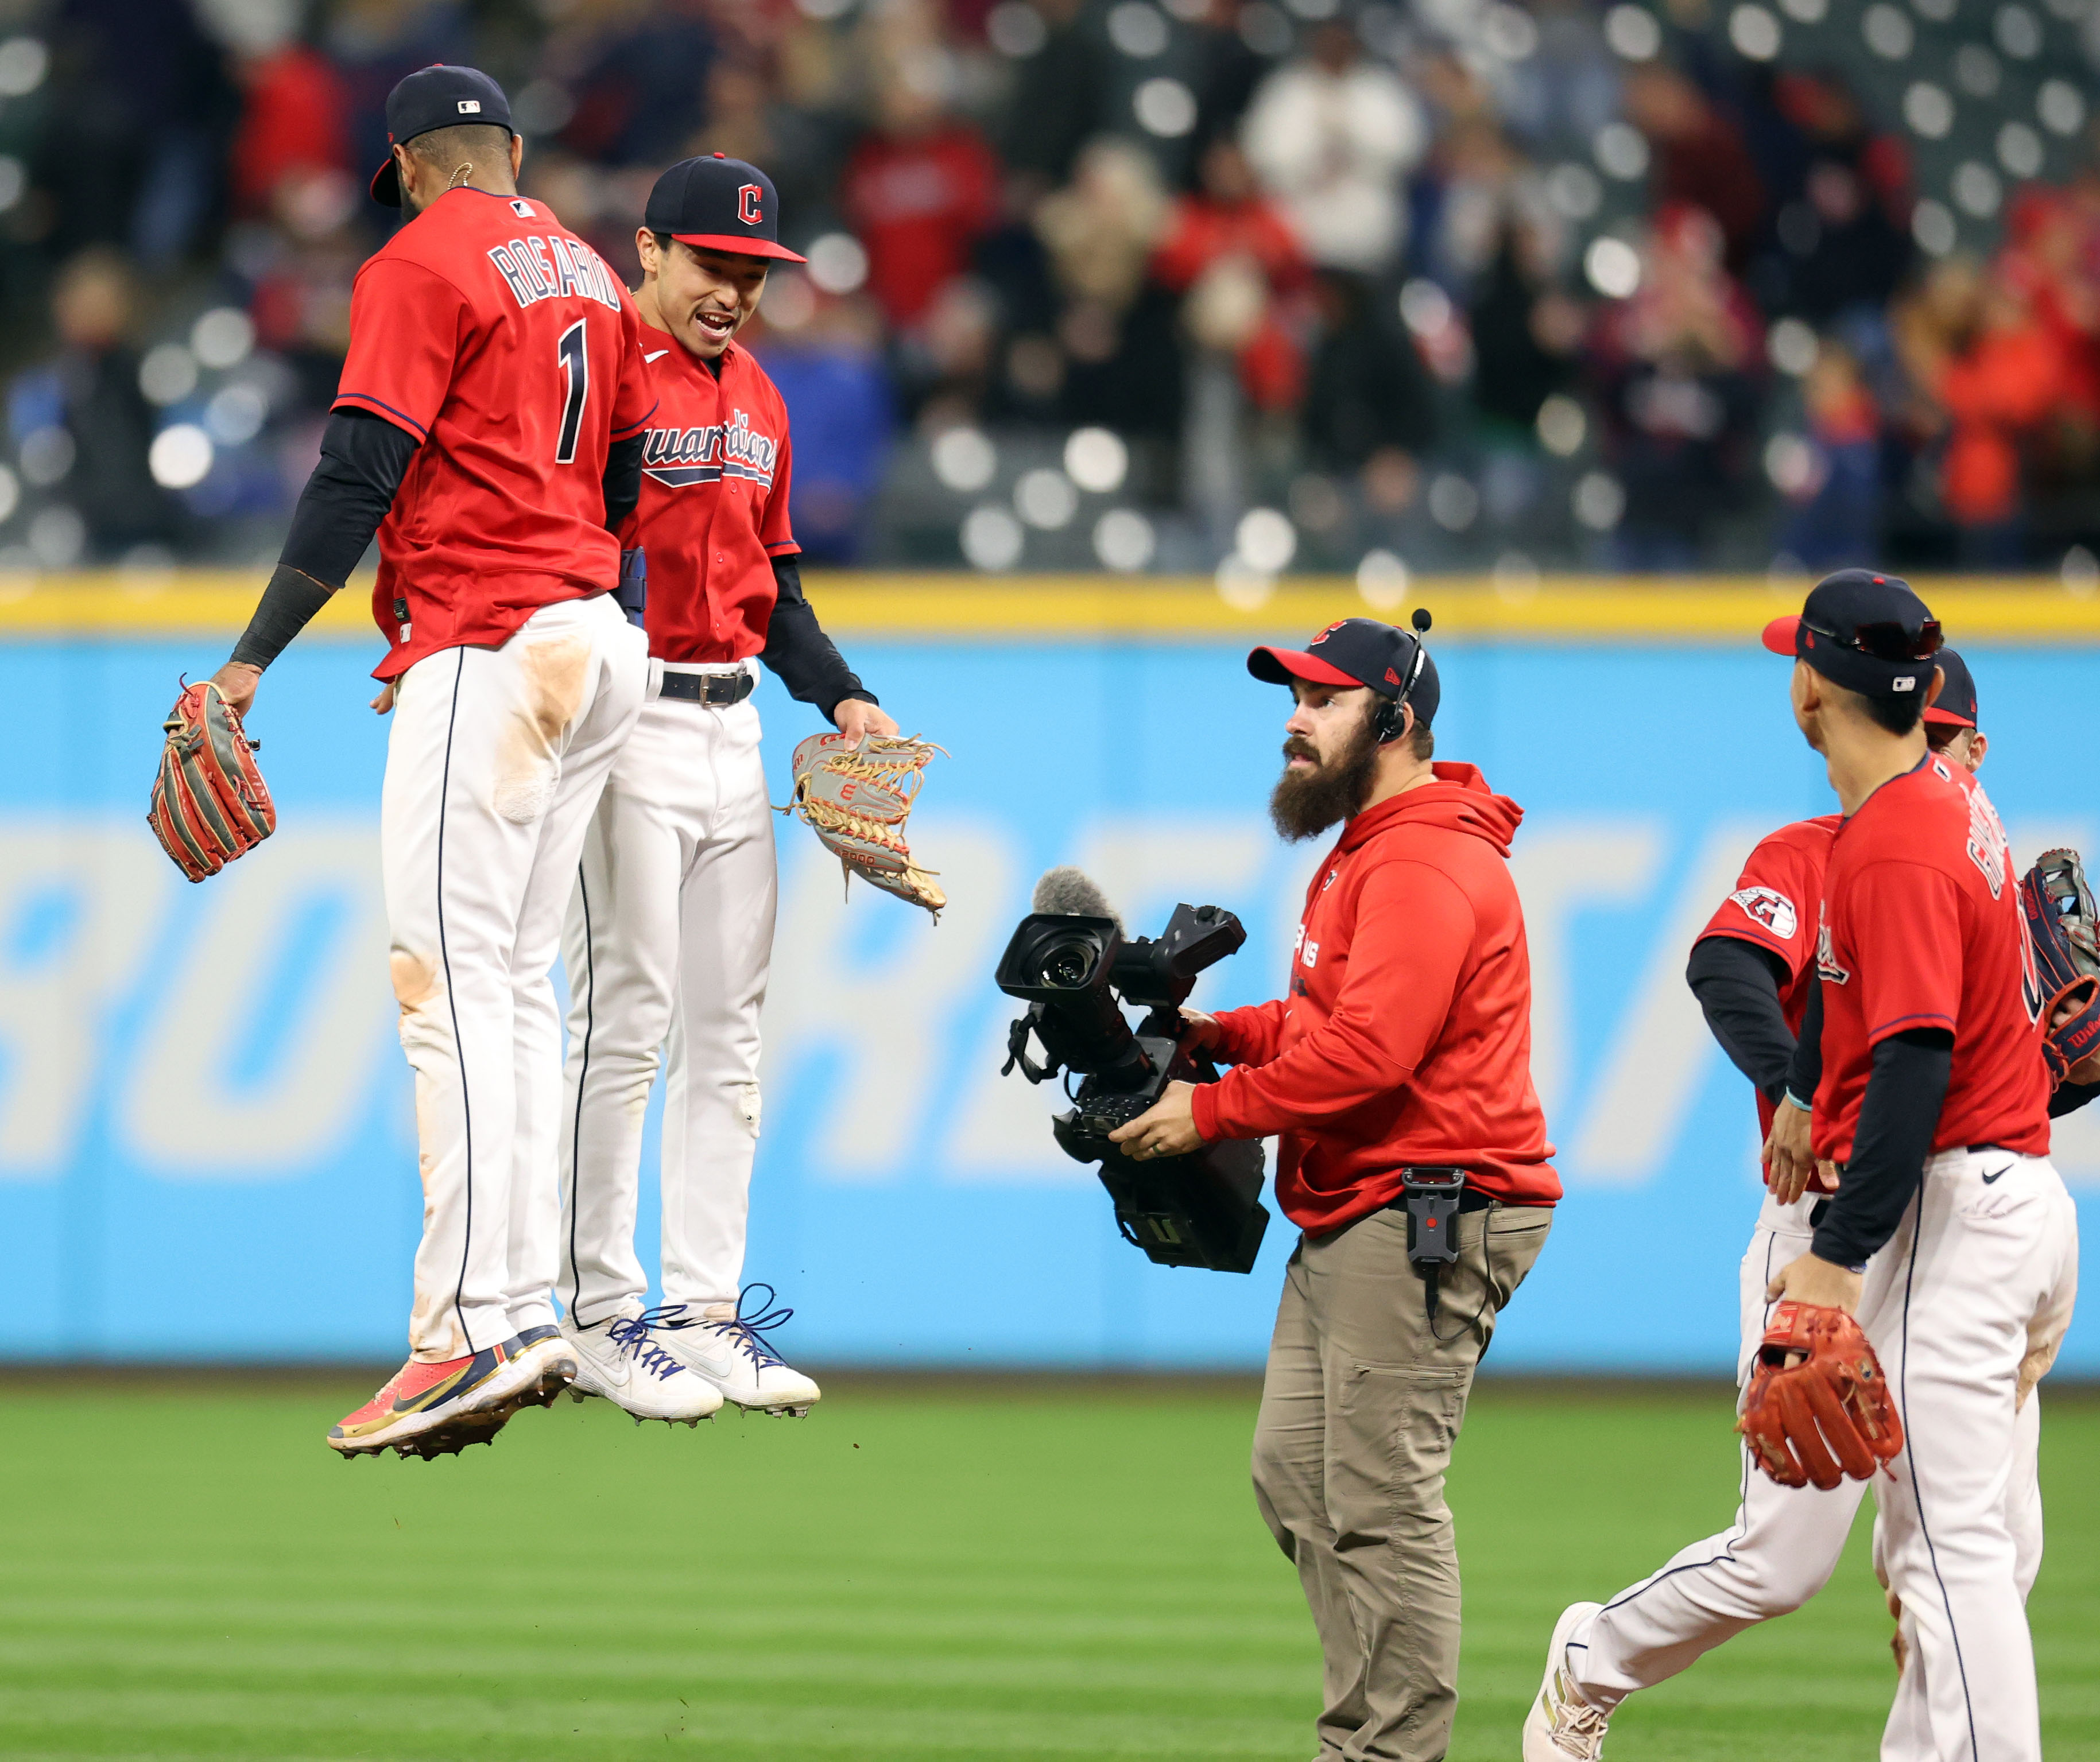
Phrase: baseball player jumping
[
  {"left": 1526, "top": 596, "right": 2084, "bottom": 1758},
  {"left": 553, "top": 156, "right": 895, "bottom": 1421},
  {"left": 204, "top": 67, "right": 656, "bottom": 1458}
]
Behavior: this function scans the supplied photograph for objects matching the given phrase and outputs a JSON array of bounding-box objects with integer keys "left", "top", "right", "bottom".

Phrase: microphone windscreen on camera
[{"left": 1033, "top": 866, "right": 1123, "bottom": 930}]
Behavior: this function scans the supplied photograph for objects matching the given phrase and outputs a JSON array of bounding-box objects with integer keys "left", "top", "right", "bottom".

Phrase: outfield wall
[{"left": 2, "top": 574, "right": 2094, "bottom": 1372}]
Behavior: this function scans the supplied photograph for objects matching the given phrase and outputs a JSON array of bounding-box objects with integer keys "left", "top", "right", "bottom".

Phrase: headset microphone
[{"left": 1375, "top": 608, "right": 1433, "bottom": 745}]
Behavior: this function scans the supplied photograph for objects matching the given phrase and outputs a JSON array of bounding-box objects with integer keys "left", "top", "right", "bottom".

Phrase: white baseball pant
[
  {"left": 1566, "top": 1190, "right": 1866, "bottom": 1711},
  {"left": 557, "top": 662, "right": 776, "bottom": 1326},
  {"left": 383, "top": 593, "right": 647, "bottom": 1363},
  {"left": 1858, "top": 1147, "right": 2076, "bottom": 1762},
  {"left": 1880, "top": 1390, "right": 2044, "bottom": 1762}
]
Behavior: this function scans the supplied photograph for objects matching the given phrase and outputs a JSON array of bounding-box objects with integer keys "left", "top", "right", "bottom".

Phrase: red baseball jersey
[
  {"left": 618, "top": 336, "right": 797, "bottom": 665},
  {"left": 333, "top": 187, "right": 656, "bottom": 680},
  {"left": 1813, "top": 756, "right": 2050, "bottom": 1163},
  {"left": 1191, "top": 764, "right": 1560, "bottom": 1232},
  {"left": 1696, "top": 814, "right": 1842, "bottom": 1136}
]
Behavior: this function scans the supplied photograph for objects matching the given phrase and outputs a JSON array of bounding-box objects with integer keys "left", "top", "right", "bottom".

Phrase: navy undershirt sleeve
[
  {"left": 278, "top": 407, "right": 419, "bottom": 587},
  {"left": 1785, "top": 973, "right": 1824, "bottom": 1106},
  {"left": 1687, "top": 936, "right": 1795, "bottom": 1103},
  {"left": 1811, "top": 1027, "right": 1953, "bottom": 1267},
  {"left": 761, "top": 557, "right": 875, "bottom": 725},
  {"left": 603, "top": 433, "right": 642, "bottom": 531},
  {"left": 2050, "top": 1078, "right": 2100, "bottom": 1118}
]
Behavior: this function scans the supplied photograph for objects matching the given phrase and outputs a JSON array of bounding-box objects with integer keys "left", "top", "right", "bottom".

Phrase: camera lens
[{"left": 1039, "top": 939, "right": 1095, "bottom": 987}]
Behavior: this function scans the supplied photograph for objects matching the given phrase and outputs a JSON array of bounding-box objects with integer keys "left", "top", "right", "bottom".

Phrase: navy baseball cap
[
  {"left": 1923, "top": 645, "right": 1978, "bottom": 728},
  {"left": 644, "top": 154, "right": 807, "bottom": 264},
  {"left": 1249, "top": 614, "right": 1440, "bottom": 729},
  {"left": 371, "top": 65, "right": 514, "bottom": 207},
  {"left": 1761, "top": 569, "right": 1942, "bottom": 700}
]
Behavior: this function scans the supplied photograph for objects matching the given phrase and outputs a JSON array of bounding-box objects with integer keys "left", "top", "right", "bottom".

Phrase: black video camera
[{"left": 995, "top": 901, "right": 1269, "bottom": 1273}]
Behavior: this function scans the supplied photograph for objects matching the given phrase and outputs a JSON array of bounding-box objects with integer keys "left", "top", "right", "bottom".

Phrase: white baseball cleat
[
  {"left": 560, "top": 1313, "right": 723, "bottom": 1425},
  {"left": 653, "top": 1285, "right": 822, "bottom": 1414},
  {"left": 1523, "top": 1601, "right": 1612, "bottom": 1761}
]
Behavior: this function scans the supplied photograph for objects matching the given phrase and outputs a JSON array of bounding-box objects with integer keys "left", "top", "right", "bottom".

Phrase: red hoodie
[{"left": 1190, "top": 763, "right": 1561, "bottom": 1235}]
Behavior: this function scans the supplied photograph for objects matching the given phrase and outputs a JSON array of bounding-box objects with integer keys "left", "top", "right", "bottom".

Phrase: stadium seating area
[{"left": 2, "top": 0, "right": 2097, "bottom": 579}]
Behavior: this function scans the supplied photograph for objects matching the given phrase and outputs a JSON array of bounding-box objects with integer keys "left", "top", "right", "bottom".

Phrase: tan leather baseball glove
[{"left": 781, "top": 731, "right": 945, "bottom": 918}]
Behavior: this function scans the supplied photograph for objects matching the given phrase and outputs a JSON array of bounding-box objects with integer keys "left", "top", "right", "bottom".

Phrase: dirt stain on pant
[
  {"left": 390, "top": 948, "right": 440, "bottom": 1013},
  {"left": 494, "top": 636, "right": 591, "bottom": 824}
]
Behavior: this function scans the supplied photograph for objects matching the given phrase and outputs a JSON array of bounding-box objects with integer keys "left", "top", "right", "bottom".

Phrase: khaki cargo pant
[{"left": 1252, "top": 1200, "right": 1554, "bottom": 1762}]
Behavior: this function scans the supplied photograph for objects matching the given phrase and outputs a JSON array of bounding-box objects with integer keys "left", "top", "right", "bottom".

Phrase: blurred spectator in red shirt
[
  {"left": 842, "top": 81, "right": 1001, "bottom": 328},
  {"left": 1896, "top": 257, "right": 2062, "bottom": 560},
  {"left": 228, "top": 45, "right": 351, "bottom": 218},
  {"left": 2001, "top": 183, "right": 2100, "bottom": 428},
  {"left": 1154, "top": 139, "right": 1310, "bottom": 413},
  {"left": 1624, "top": 65, "right": 1768, "bottom": 275}
]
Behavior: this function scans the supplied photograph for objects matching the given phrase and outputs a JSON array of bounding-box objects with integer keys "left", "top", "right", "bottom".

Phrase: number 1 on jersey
[{"left": 555, "top": 318, "right": 589, "bottom": 463}]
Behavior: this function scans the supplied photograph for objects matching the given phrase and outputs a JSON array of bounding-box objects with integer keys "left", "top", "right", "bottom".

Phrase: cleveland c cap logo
[{"left": 739, "top": 184, "right": 763, "bottom": 226}]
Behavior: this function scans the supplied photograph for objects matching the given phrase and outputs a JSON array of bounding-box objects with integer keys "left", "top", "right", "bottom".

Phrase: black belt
[
  {"left": 1385, "top": 1187, "right": 1495, "bottom": 1214},
  {"left": 659, "top": 669, "right": 754, "bottom": 707}
]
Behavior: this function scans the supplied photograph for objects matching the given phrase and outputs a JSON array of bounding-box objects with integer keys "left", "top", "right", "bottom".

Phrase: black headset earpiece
[{"left": 1374, "top": 608, "right": 1434, "bottom": 745}]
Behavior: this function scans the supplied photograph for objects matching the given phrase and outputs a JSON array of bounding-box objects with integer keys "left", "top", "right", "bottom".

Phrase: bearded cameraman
[{"left": 1112, "top": 616, "right": 1561, "bottom": 1762}]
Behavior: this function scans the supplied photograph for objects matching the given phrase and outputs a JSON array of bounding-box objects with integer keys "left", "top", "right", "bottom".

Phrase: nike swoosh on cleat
[{"left": 644, "top": 350, "right": 670, "bottom": 362}]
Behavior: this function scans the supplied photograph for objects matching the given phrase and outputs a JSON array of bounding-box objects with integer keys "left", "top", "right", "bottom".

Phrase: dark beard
[{"left": 1269, "top": 718, "right": 1380, "bottom": 841}]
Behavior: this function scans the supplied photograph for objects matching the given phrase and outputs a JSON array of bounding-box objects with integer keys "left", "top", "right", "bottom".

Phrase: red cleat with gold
[{"left": 328, "top": 1326, "right": 576, "bottom": 1460}]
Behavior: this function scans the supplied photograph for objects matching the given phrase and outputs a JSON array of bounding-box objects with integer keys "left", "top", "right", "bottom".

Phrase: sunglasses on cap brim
[{"left": 1803, "top": 617, "right": 1944, "bottom": 663}]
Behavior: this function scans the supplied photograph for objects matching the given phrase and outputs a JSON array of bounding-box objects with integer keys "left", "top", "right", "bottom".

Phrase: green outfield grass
[{"left": 0, "top": 1376, "right": 2093, "bottom": 1761}]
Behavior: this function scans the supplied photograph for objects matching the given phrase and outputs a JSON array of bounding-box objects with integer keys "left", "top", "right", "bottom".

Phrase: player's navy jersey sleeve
[
  {"left": 761, "top": 425, "right": 799, "bottom": 558},
  {"left": 610, "top": 297, "right": 656, "bottom": 441},
  {"left": 1848, "top": 859, "right": 1966, "bottom": 1043},
  {"left": 333, "top": 258, "right": 471, "bottom": 441},
  {"left": 1699, "top": 832, "right": 1820, "bottom": 983}
]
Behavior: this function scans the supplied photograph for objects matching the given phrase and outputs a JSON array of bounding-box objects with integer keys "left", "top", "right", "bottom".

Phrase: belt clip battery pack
[
  {"left": 1401, "top": 1166, "right": 1466, "bottom": 1268},
  {"left": 1400, "top": 1166, "right": 1466, "bottom": 1325}
]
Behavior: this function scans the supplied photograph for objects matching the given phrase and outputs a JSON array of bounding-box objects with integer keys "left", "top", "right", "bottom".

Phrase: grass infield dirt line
[{"left": 0, "top": 1385, "right": 2092, "bottom": 1761}]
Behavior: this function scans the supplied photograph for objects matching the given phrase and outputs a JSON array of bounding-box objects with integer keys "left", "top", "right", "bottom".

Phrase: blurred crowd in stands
[{"left": 4, "top": 0, "right": 2100, "bottom": 579}]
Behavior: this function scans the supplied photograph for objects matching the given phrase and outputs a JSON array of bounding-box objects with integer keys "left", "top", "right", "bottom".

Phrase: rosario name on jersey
[
  {"left": 332, "top": 187, "right": 654, "bottom": 678},
  {"left": 620, "top": 338, "right": 799, "bottom": 667}
]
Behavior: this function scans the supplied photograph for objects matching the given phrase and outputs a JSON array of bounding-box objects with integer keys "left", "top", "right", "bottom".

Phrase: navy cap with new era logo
[
  {"left": 1248, "top": 614, "right": 1440, "bottom": 729},
  {"left": 645, "top": 154, "right": 807, "bottom": 264},
  {"left": 1761, "top": 568, "right": 1943, "bottom": 701},
  {"left": 370, "top": 65, "right": 514, "bottom": 207}
]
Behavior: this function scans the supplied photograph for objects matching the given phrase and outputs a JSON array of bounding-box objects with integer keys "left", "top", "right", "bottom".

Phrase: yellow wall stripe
[{"left": 2, "top": 572, "right": 2095, "bottom": 643}]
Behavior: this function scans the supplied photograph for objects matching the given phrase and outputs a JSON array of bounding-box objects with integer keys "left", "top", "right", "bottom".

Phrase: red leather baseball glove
[
  {"left": 149, "top": 678, "right": 276, "bottom": 881},
  {"left": 1738, "top": 1301, "right": 1903, "bottom": 1489}
]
